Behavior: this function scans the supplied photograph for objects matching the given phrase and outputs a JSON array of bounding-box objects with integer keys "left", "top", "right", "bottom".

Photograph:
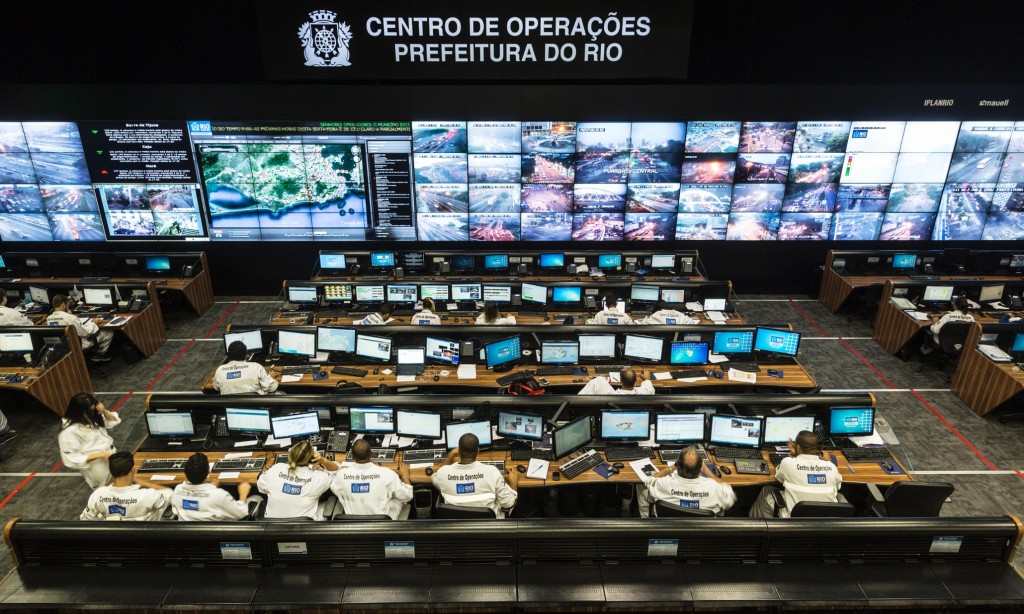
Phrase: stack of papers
[
  {"left": 890, "top": 297, "right": 916, "bottom": 310},
  {"left": 907, "top": 311, "right": 931, "bottom": 321},
  {"left": 457, "top": 364, "right": 477, "bottom": 379},
  {"left": 706, "top": 311, "right": 728, "bottom": 322},
  {"left": 728, "top": 369, "right": 756, "bottom": 383}
]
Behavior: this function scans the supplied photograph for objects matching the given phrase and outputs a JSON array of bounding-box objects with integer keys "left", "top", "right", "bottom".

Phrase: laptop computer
[{"left": 396, "top": 347, "right": 426, "bottom": 376}]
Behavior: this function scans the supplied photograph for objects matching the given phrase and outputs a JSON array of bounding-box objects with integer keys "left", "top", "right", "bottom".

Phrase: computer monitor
[
  {"left": 223, "top": 329, "right": 263, "bottom": 354},
  {"left": 0, "top": 332, "right": 33, "bottom": 353},
  {"left": 654, "top": 413, "right": 705, "bottom": 444},
  {"left": 713, "top": 330, "right": 754, "bottom": 355},
  {"left": 0, "top": 255, "right": 5, "bottom": 270},
  {"left": 541, "top": 340, "right": 579, "bottom": 364},
  {"left": 651, "top": 254, "right": 676, "bottom": 270},
  {"left": 1012, "top": 333, "right": 1024, "bottom": 354},
  {"left": 386, "top": 284, "right": 418, "bottom": 303},
  {"left": 578, "top": 334, "right": 617, "bottom": 359},
  {"left": 598, "top": 254, "right": 622, "bottom": 269},
  {"left": 551, "top": 286, "right": 581, "bottom": 303},
  {"left": 892, "top": 253, "right": 917, "bottom": 270},
  {"left": 425, "top": 336, "right": 460, "bottom": 364},
  {"left": 145, "top": 411, "right": 195, "bottom": 438},
  {"left": 145, "top": 256, "right": 171, "bottom": 271},
  {"left": 271, "top": 411, "right": 321, "bottom": 440},
  {"left": 630, "top": 284, "right": 660, "bottom": 303},
  {"left": 451, "top": 255, "right": 476, "bottom": 271},
  {"left": 27, "top": 285, "right": 49, "bottom": 305},
  {"left": 829, "top": 407, "right": 875, "bottom": 436},
  {"left": 539, "top": 253, "right": 565, "bottom": 268},
  {"left": 670, "top": 341, "right": 709, "bottom": 365},
  {"left": 278, "top": 329, "right": 316, "bottom": 357},
  {"left": 317, "top": 326, "right": 355, "bottom": 353},
  {"left": 485, "top": 335, "right": 521, "bottom": 370},
  {"left": 708, "top": 414, "right": 763, "bottom": 448},
  {"left": 397, "top": 346, "right": 425, "bottom": 367},
  {"left": 395, "top": 409, "right": 442, "bottom": 440},
  {"left": 483, "top": 285, "right": 512, "bottom": 303},
  {"left": 661, "top": 288, "right": 685, "bottom": 304},
  {"left": 1011, "top": 254, "right": 1024, "bottom": 269},
  {"left": 763, "top": 416, "right": 815, "bottom": 445},
  {"left": 355, "top": 333, "right": 392, "bottom": 361},
  {"left": 83, "top": 287, "right": 114, "bottom": 306},
  {"left": 520, "top": 282, "right": 547, "bottom": 305},
  {"left": 420, "top": 284, "right": 450, "bottom": 301},
  {"left": 354, "top": 285, "right": 385, "bottom": 302},
  {"left": 401, "top": 252, "right": 426, "bottom": 271},
  {"left": 703, "top": 298, "right": 727, "bottom": 311},
  {"left": 445, "top": 420, "right": 493, "bottom": 449},
  {"left": 319, "top": 253, "right": 346, "bottom": 270},
  {"left": 225, "top": 407, "right": 272, "bottom": 434},
  {"left": 451, "top": 283, "right": 481, "bottom": 301},
  {"left": 600, "top": 410, "right": 651, "bottom": 441},
  {"left": 370, "top": 252, "right": 395, "bottom": 268},
  {"left": 553, "top": 415, "right": 593, "bottom": 459},
  {"left": 623, "top": 334, "right": 664, "bottom": 363},
  {"left": 923, "top": 285, "right": 955, "bottom": 303},
  {"left": 484, "top": 254, "right": 508, "bottom": 270},
  {"left": 497, "top": 410, "right": 545, "bottom": 441},
  {"left": 979, "top": 284, "right": 1004, "bottom": 303},
  {"left": 322, "top": 284, "right": 351, "bottom": 302},
  {"left": 287, "top": 286, "right": 318, "bottom": 305},
  {"left": 349, "top": 406, "right": 395, "bottom": 433},
  {"left": 753, "top": 327, "right": 801, "bottom": 358}
]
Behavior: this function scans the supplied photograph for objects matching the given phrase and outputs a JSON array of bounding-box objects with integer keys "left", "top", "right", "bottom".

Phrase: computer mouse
[
  {"left": 433, "top": 374, "right": 439, "bottom": 382},
  {"left": 608, "top": 467, "right": 619, "bottom": 474},
  {"left": 424, "top": 467, "right": 433, "bottom": 476},
  {"left": 613, "top": 462, "right": 624, "bottom": 469},
  {"left": 373, "top": 367, "right": 379, "bottom": 375},
  {"left": 516, "top": 464, "right": 526, "bottom": 473},
  {"left": 719, "top": 465, "right": 732, "bottom": 475},
  {"left": 881, "top": 461, "right": 895, "bottom": 472},
  {"left": 544, "top": 315, "right": 549, "bottom": 321},
  {"left": 319, "top": 370, "right": 327, "bottom": 378}
]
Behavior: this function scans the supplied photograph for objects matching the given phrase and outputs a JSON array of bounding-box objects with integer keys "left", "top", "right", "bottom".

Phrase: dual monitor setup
[
  {"left": 835, "top": 251, "right": 1024, "bottom": 277},
  {"left": 316, "top": 251, "right": 691, "bottom": 276},
  {"left": 0, "top": 254, "right": 181, "bottom": 277},
  {"left": 145, "top": 407, "right": 324, "bottom": 442},
  {"left": 9, "top": 285, "right": 125, "bottom": 310}
]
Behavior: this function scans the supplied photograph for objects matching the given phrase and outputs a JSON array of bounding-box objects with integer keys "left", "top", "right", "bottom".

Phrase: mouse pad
[
  {"left": 879, "top": 461, "right": 906, "bottom": 475},
  {"left": 312, "top": 370, "right": 330, "bottom": 381},
  {"left": 593, "top": 463, "right": 615, "bottom": 479}
]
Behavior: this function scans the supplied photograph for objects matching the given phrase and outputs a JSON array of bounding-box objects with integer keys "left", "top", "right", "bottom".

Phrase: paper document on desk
[
  {"left": 728, "top": 369, "right": 756, "bottom": 383},
  {"left": 217, "top": 472, "right": 240, "bottom": 479},
  {"left": 280, "top": 374, "right": 302, "bottom": 383},
  {"left": 457, "top": 364, "right": 477, "bottom": 379},
  {"left": 150, "top": 474, "right": 176, "bottom": 481},
  {"left": 706, "top": 311, "right": 728, "bottom": 322},
  {"left": 979, "top": 344, "right": 1012, "bottom": 362},
  {"left": 224, "top": 452, "right": 253, "bottom": 459},
  {"left": 264, "top": 436, "right": 291, "bottom": 447},
  {"left": 629, "top": 458, "right": 659, "bottom": 482},
  {"left": 708, "top": 353, "right": 728, "bottom": 364},
  {"left": 526, "top": 458, "right": 549, "bottom": 479},
  {"left": 396, "top": 375, "right": 416, "bottom": 382},
  {"left": 890, "top": 297, "right": 916, "bottom": 310},
  {"left": 394, "top": 436, "right": 416, "bottom": 448},
  {"left": 849, "top": 429, "right": 886, "bottom": 447},
  {"left": 907, "top": 311, "right": 931, "bottom": 321},
  {"left": 685, "top": 302, "right": 703, "bottom": 312},
  {"left": 679, "top": 376, "right": 708, "bottom": 382},
  {"left": 609, "top": 372, "right": 622, "bottom": 383},
  {"left": 651, "top": 372, "right": 673, "bottom": 380}
]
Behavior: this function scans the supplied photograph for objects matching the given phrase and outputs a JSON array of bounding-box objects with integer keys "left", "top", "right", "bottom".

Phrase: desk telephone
[{"left": 212, "top": 415, "right": 229, "bottom": 439}]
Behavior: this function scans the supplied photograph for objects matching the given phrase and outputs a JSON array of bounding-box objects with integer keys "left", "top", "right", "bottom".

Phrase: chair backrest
[
  {"left": 938, "top": 321, "right": 973, "bottom": 354},
  {"left": 433, "top": 503, "right": 496, "bottom": 519},
  {"left": 654, "top": 500, "right": 716, "bottom": 518},
  {"left": 335, "top": 381, "right": 367, "bottom": 394},
  {"left": 884, "top": 481, "right": 955, "bottom": 517},
  {"left": 332, "top": 513, "right": 392, "bottom": 522},
  {"left": 788, "top": 501, "right": 856, "bottom": 517}
]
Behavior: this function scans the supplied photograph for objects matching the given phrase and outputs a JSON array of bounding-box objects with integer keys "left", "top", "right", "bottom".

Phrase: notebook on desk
[{"left": 979, "top": 344, "right": 1012, "bottom": 362}]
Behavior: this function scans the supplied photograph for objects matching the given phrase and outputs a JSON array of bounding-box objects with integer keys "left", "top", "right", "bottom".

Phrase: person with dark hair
[
  {"left": 213, "top": 340, "right": 279, "bottom": 395},
  {"left": 749, "top": 430, "right": 842, "bottom": 518},
  {"left": 46, "top": 294, "right": 112, "bottom": 362},
  {"left": 929, "top": 296, "right": 975, "bottom": 345},
  {"left": 637, "top": 299, "right": 700, "bottom": 325},
  {"left": 411, "top": 297, "right": 441, "bottom": 325},
  {"left": 476, "top": 301, "right": 516, "bottom": 325},
  {"left": 0, "top": 288, "right": 33, "bottom": 327},
  {"left": 257, "top": 440, "right": 339, "bottom": 519},
  {"left": 80, "top": 451, "right": 171, "bottom": 520},
  {"left": 431, "top": 433, "right": 518, "bottom": 518},
  {"left": 359, "top": 302, "right": 394, "bottom": 325},
  {"left": 171, "top": 452, "right": 261, "bottom": 521},
  {"left": 578, "top": 368, "right": 656, "bottom": 395},
  {"left": 331, "top": 439, "right": 413, "bottom": 519},
  {"left": 58, "top": 392, "right": 121, "bottom": 488},
  {"left": 637, "top": 446, "right": 735, "bottom": 517},
  {"left": 586, "top": 293, "right": 633, "bottom": 325}
]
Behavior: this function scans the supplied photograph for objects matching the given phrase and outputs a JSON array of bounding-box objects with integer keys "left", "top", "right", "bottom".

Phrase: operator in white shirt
[
  {"left": 46, "top": 294, "right": 113, "bottom": 361},
  {"left": 213, "top": 340, "right": 280, "bottom": 395},
  {"left": 58, "top": 393, "right": 122, "bottom": 488},
  {"left": 432, "top": 433, "right": 518, "bottom": 518},
  {"left": 80, "top": 452, "right": 171, "bottom": 521},
  {"left": 637, "top": 300, "right": 701, "bottom": 325},
  {"left": 358, "top": 302, "right": 394, "bottom": 325},
  {"left": 171, "top": 452, "right": 261, "bottom": 521},
  {"left": 586, "top": 293, "right": 633, "bottom": 325},
  {"left": 637, "top": 447, "right": 736, "bottom": 517},
  {"left": 331, "top": 439, "right": 413, "bottom": 519},
  {"left": 929, "top": 296, "right": 975, "bottom": 345},
  {"left": 0, "top": 289, "right": 33, "bottom": 327},
  {"left": 476, "top": 301, "right": 517, "bottom": 325},
  {"left": 578, "top": 368, "right": 656, "bottom": 395},
  {"left": 257, "top": 441, "right": 339, "bottom": 520},
  {"left": 411, "top": 297, "right": 442, "bottom": 325},
  {"left": 749, "top": 430, "right": 842, "bottom": 518}
]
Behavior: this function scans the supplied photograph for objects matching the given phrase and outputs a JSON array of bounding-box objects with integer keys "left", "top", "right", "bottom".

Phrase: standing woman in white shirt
[
  {"left": 257, "top": 440, "right": 339, "bottom": 520},
  {"left": 58, "top": 393, "right": 121, "bottom": 488},
  {"left": 476, "top": 301, "right": 517, "bottom": 325}
]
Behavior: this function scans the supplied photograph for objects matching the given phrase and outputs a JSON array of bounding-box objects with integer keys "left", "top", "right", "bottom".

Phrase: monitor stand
[{"left": 492, "top": 363, "right": 516, "bottom": 373}]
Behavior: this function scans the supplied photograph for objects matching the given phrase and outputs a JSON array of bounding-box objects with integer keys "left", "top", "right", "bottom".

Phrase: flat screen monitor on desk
[
  {"left": 661, "top": 289, "right": 685, "bottom": 304},
  {"left": 83, "top": 287, "right": 114, "bottom": 306},
  {"left": 704, "top": 298, "right": 726, "bottom": 311},
  {"left": 145, "top": 256, "right": 171, "bottom": 272},
  {"left": 0, "top": 332, "right": 33, "bottom": 353},
  {"left": 708, "top": 414, "right": 762, "bottom": 449},
  {"left": 317, "top": 327, "right": 354, "bottom": 353},
  {"left": 278, "top": 329, "right": 316, "bottom": 357},
  {"left": 425, "top": 336, "right": 460, "bottom": 364},
  {"left": 655, "top": 413, "right": 705, "bottom": 444},
  {"left": 396, "top": 410, "right": 442, "bottom": 440},
  {"left": 287, "top": 286, "right": 318, "bottom": 305},
  {"left": 349, "top": 407, "right": 395, "bottom": 433},
  {"left": 553, "top": 415, "right": 593, "bottom": 459},
  {"left": 623, "top": 334, "right": 663, "bottom": 363},
  {"left": 1011, "top": 333, "right": 1024, "bottom": 356},
  {"left": 386, "top": 284, "right": 418, "bottom": 303},
  {"left": 979, "top": 285, "right": 1004, "bottom": 303},
  {"left": 539, "top": 253, "right": 564, "bottom": 268},
  {"left": 319, "top": 253, "right": 346, "bottom": 270},
  {"left": 271, "top": 411, "right": 321, "bottom": 440},
  {"left": 420, "top": 284, "right": 450, "bottom": 301},
  {"left": 520, "top": 283, "right": 547, "bottom": 305},
  {"left": 223, "top": 329, "right": 263, "bottom": 354},
  {"left": 600, "top": 410, "right": 651, "bottom": 441},
  {"left": 763, "top": 416, "right": 815, "bottom": 445},
  {"left": 27, "top": 285, "right": 49, "bottom": 305},
  {"left": 753, "top": 327, "right": 801, "bottom": 358},
  {"left": 579, "top": 334, "right": 617, "bottom": 359},
  {"left": 670, "top": 341, "right": 708, "bottom": 365},
  {"left": 145, "top": 411, "right": 195, "bottom": 439},
  {"left": 713, "top": 330, "right": 754, "bottom": 356},
  {"left": 452, "top": 255, "right": 476, "bottom": 272},
  {"left": 541, "top": 340, "right": 579, "bottom": 364},
  {"left": 355, "top": 333, "right": 392, "bottom": 362},
  {"left": 651, "top": 254, "right": 675, "bottom": 270},
  {"left": 370, "top": 252, "right": 394, "bottom": 268},
  {"left": 485, "top": 335, "right": 520, "bottom": 370},
  {"left": 484, "top": 254, "right": 508, "bottom": 270},
  {"left": 1010, "top": 254, "right": 1024, "bottom": 270},
  {"left": 892, "top": 253, "right": 917, "bottom": 270},
  {"left": 354, "top": 285, "right": 385, "bottom": 303},
  {"left": 225, "top": 408, "right": 271, "bottom": 434},
  {"left": 483, "top": 285, "right": 512, "bottom": 303},
  {"left": 445, "top": 420, "right": 492, "bottom": 449},
  {"left": 923, "top": 285, "right": 954, "bottom": 303},
  {"left": 630, "top": 284, "right": 659, "bottom": 303},
  {"left": 552, "top": 286, "right": 581, "bottom": 304},
  {"left": 497, "top": 410, "right": 545, "bottom": 441},
  {"left": 598, "top": 254, "right": 622, "bottom": 269},
  {"left": 451, "top": 284, "right": 481, "bottom": 301},
  {"left": 829, "top": 407, "right": 874, "bottom": 436}
]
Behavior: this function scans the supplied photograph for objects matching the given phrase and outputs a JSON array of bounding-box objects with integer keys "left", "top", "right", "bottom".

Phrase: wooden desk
[
  {"left": 270, "top": 310, "right": 743, "bottom": 327},
  {"left": 1, "top": 326, "right": 93, "bottom": 416},
  {"left": 951, "top": 323, "right": 1024, "bottom": 416}
]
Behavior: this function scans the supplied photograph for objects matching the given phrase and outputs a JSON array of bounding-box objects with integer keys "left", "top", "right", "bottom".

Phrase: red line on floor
[
  {"left": 48, "top": 461, "right": 63, "bottom": 473},
  {"left": 1015, "top": 470, "right": 1024, "bottom": 482},
  {"left": 788, "top": 299, "right": 830, "bottom": 337},
  {"left": 0, "top": 473, "right": 36, "bottom": 511},
  {"left": 836, "top": 338, "right": 899, "bottom": 390},
  {"left": 203, "top": 301, "right": 240, "bottom": 339},
  {"left": 143, "top": 339, "right": 196, "bottom": 392},
  {"left": 109, "top": 391, "right": 134, "bottom": 412}
]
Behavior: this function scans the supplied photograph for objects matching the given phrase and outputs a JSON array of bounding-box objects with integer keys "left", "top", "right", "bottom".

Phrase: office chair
[
  {"left": 334, "top": 381, "right": 367, "bottom": 394},
  {"left": 867, "top": 481, "right": 954, "bottom": 517},
  {"left": 918, "top": 321, "right": 972, "bottom": 379},
  {"left": 788, "top": 501, "right": 856, "bottom": 517},
  {"left": 847, "top": 284, "right": 884, "bottom": 327},
  {"left": 331, "top": 513, "right": 392, "bottom": 521},
  {"left": 245, "top": 498, "right": 267, "bottom": 521},
  {"left": 432, "top": 502, "right": 496, "bottom": 519},
  {"left": 653, "top": 500, "right": 716, "bottom": 518}
]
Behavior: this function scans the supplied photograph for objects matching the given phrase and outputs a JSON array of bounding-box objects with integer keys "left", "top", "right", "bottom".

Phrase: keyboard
[
  {"left": 910, "top": 275, "right": 940, "bottom": 281},
  {"left": 710, "top": 446, "right": 763, "bottom": 461},
  {"left": 536, "top": 366, "right": 575, "bottom": 376},
  {"left": 391, "top": 309, "right": 415, "bottom": 317},
  {"left": 559, "top": 449, "right": 604, "bottom": 480},
  {"left": 722, "top": 361, "right": 761, "bottom": 373},
  {"left": 496, "top": 370, "right": 535, "bottom": 387},
  {"left": 769, "top": 453, "right": 789, "bottom": 467},
  {"left": 510, "top": 449, "right": 554, "bottom": 461},
  {"left": 280, "top": 365, "right": 313, "bottom": 375},
  {"left": 402, "top": 448, "right": 447, "bottom": 463},
  {"left": 449, "top": 310, "right": 477, "bottom": 317},
  {"left": 604, "top": 446, "right": 655, "bottom": 461},
  {"left": 669, "top": 369, "right": 707, "bottom": 379},
  {"left": 481, "top": 460, "right": 506, "bottom": 472},
  {"left": 605, "top": 275, "right": 632, "bottom": 281},
  {"left": 80, "top": 276, "right": 110, "bottom": 282},
  {"left": 107, "top": 317, "right": 129, "bottom": 326},
  {"left": 347, "top": 448, "right": 396, "bottom": 462},
  {"left": 361, "top": 275, "right": 390, "bottom": 281},
  {"left": 658, "top": 445, "right": 708, "bottom": 463},
  {"left": 212, "top": 457, "right": 266, "bottom": 472},
  {"left": 317, "top": 310, "right": 345, "bottom": 319},
  {"left": 552, "top": 314, "right": 576, "bottom": 321},
  {"left": 138, "top": 458, "right": 188, "bottom": 472},
  {"left": 595, "top": 365, "right": 629, "bottom": 374},
  {"left": 841, "top": 446, "right": 893, "bottom": 461},
  {"left": 331, "top": 366, "right": 368, "bottom": 377}
]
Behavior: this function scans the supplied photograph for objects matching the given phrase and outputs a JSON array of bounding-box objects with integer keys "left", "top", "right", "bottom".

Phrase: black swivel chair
[
  {"left": 867, "top": 481, "right": 954, "bottom": 517},
  {"left": 653, "top": 500, "right": 716, "bottom": 518},
  {"left": 918, "top": 321, "right": 972, "bottom": 380},
  {"left": 788, "top": 501, "right": 856, "bottom": 517},
  {"left": 432, "top": 502, "right": 497, "bottom": 519}
]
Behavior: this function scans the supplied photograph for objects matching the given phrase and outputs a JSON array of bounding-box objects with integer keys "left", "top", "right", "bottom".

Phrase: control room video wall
[{"left": 2, "top": 119, "right": 1024, "bottom": 243}]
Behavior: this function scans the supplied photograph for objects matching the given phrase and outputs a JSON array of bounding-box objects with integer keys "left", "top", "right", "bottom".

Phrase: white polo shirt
[
  {"left": 431, "top": 460, "right": 517, "bottom": 518},
  {"left": 331, "top": 462, "right": 413, "bottom": 520},
  {"left": 171, "top": 482, "right": 249, "bottom": 521},
  {"left": 775, "top": 453, "right": 842, "bottom": 517},
  {"left": 257, "top": 462, "right": 334, "bottom": 520},
  {"left": 80, "top": 484, "right": 170, "bottom": 521}
]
